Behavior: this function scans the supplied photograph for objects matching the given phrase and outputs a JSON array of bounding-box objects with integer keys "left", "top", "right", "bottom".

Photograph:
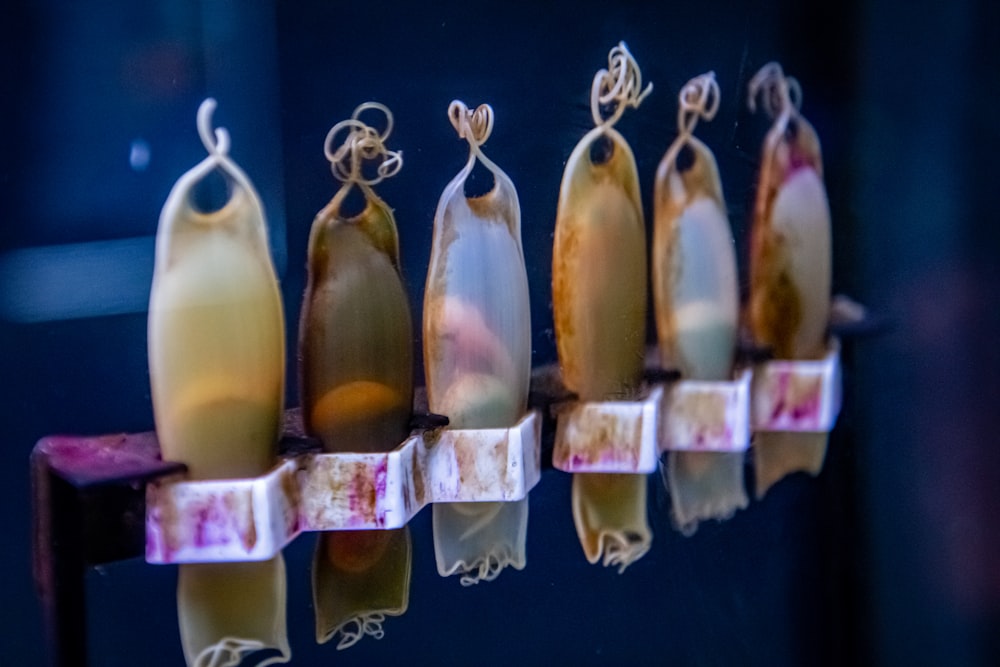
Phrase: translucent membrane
[
  {"left": 652, "top": 73, "right": 747, "bottom": 533},
  {"left": 424, "top": 101, "right": 532, "bottom": 585},
  {"left": 552, "top": 42, "right": 652, "bottom": 571},
  {"left": 149, "top": 182, "right": 284, "bottom": 481},
  {"left": 299, "top": 134, "right": 412, "bottom": 455},
  {"left": 746, "top": 63, "right": 832, "bottom": 496},
  {"left": 148, "top": 99, "right": 289, "bottom": 666},
  {"left": 298, "top": 103, "right": 413, "bottom": 645}
]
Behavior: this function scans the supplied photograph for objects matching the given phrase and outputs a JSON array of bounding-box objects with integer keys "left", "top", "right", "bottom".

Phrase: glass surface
[{"left": 3, "top": 0, "right": 999, "bottom": 665}]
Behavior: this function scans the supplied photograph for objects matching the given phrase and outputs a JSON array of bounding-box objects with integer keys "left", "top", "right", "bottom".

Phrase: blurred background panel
[{"left": 1, "top": 0, "right": 998, "bottom": 665}]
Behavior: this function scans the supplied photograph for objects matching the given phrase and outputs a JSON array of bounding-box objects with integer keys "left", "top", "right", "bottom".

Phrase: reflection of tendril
[
  {"left": 602, "top": 535, "right": 649, "bottom": 575},
  {"left": 459, "top": 552, "right": 508, "bottom": 587},
  {"left": 591, "top": 41, "right": 653, "bottom": 130},
  {"left": 196, "top": 98, "right": 231, "bottom": 158},
  {"left": 324, "top": 102, "right": 402, "bottom": 186},
  {"left": 677, "top": 71, "right": 720, "bottom": 139},
  {"left": 748, "top": 61, "right": 801, "bottom": 119},
  {"left": 335, "top": 614, "right": 387, "bottom": 651},
  {"left": 448, "top": 99, "right": 494, "bottom": 151},
  {"left": 194, "top": 636, "right": 288, "bottom": 667}
]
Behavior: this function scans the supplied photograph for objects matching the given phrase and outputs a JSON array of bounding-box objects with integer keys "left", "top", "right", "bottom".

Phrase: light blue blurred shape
[{"left": 0, "top": 236, "right": 155, "bottom": 323}]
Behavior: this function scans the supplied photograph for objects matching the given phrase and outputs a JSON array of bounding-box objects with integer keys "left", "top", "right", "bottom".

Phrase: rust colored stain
[
  {"left": 750, "top": 215, "right": 802, "bottom": 360},
  {"left": 563, "top": 406, "right": 641, "bottom": 467},
  {"left": 410, "top": 444, "right": 425, "bottom": 506},
  {"left": 300, "top": 456, "right": 347, "bottom": 527},
  {"left": 147, "top": 481, "right": 180, "bottom": 560},
  {"left": 229, "top": 490, "right": 257, "bottom": 551},
  {"left": 673, "top": 389, "right": 726, "bottom": 427},
  {"left": 279, "top": 464, "right": 301, "bottom": 533},
  {"left": 344, "top": 460, "right": 378, "bottom": 525},
  {"left": 552, "top": 216, "right": 581, "bottom": 391},
  {"left": 305, "top": 456, "right": 382, "bottom": 527},
  {"left": 653, "top": 222, "right": 681, "bottom": 365},
  {"left": 452, "top": 431, "right": 508, "bottom": 495},
  {"left": 670, "top": 388, "right": 730, "bottom": 449}
]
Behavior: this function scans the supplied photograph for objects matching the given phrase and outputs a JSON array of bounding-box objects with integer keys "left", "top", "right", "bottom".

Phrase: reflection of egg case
[
  {"left": 323, "top": 529, "right": 394, "bottom": 574},
  {"left": 673, "top": 449, "right": 718, "bottom": 478},
  {"left": 313, "top": 526, "right": 411, "bottom": 649}
]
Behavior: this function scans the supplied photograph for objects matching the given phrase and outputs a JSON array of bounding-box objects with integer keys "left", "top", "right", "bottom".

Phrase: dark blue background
[{"left": 2, "top": 0, "right": 998, "bottom": 665}]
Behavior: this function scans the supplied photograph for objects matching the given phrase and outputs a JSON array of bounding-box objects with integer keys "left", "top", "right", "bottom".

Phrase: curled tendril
[
  {"left": 590, "top": 41, "right": 653, "bottom": 129},
  {"left": 677, "top": 71, "right": 720, "bottom": 139},
  {"left": 324, "top": 102, "right": 402, "bottom": 186},
  {"left": 448, "top": 100, "right": 494, "bottom": 148},
  {"left": 748, "top": 61, "right": 802, "bottom": 119},
  {"left": 196, "top": 98, "right": 231, "bottom": 157}
]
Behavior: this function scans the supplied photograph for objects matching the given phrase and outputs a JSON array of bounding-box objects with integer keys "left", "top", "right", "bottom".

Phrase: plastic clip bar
[{"left": 145, "top": 410, "right": 541, "bottom": 564}]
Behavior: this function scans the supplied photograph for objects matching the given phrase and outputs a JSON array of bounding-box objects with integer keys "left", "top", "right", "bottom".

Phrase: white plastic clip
[
  {"left": 552, "top": 386, "right": 663, "bottom": 474},
  {"left": 751, "top": 338, "right": 842, "bottom": 432},
  {"left": 146, "top": 410, "right": 541, "bottom": 564},
  {"left": 660, "top": 368, "right": 752, "bottom": 452}
]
